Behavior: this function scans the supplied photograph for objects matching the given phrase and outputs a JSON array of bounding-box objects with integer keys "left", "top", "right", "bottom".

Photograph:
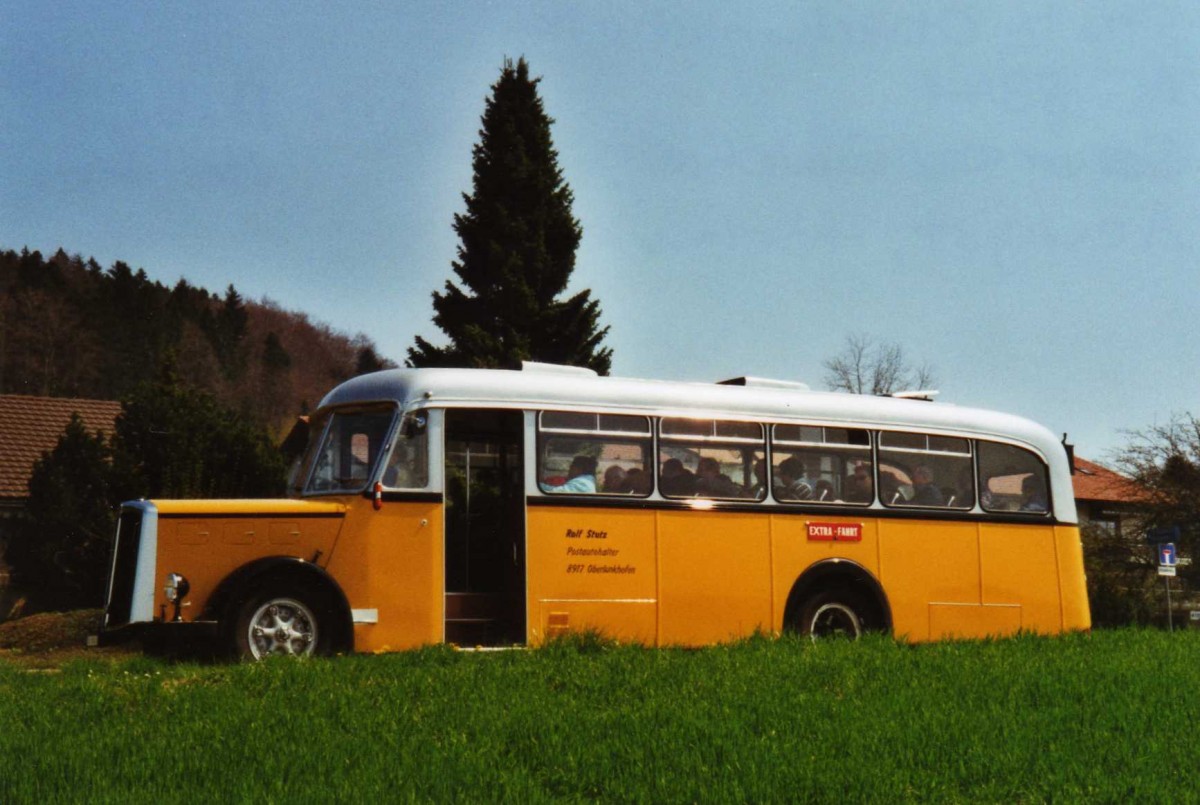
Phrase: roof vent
[
  {"left": 521, "top": 361, "right": 598, "bottom": 377},
  {"left": 717, "top": 376, "right": 810, "bottom": 391},
  {"left": 887, "top": 390, "right": 939, "bottom": 401}
]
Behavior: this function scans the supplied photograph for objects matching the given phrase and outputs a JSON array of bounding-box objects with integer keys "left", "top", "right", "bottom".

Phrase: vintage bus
[{"left": 103, "top": 363, "right": 1090, "bottom": 658}]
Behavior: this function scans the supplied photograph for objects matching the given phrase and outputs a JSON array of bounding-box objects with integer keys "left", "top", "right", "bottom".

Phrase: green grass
[{"left": 2, "top": 630, "right": 1199, "bottom": 803}]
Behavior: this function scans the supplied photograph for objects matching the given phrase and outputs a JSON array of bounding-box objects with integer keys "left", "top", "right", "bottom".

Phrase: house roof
[
  {"left": 1071, "top": 456, "right": 1147, "bottom": 505},
  {"left": 0, "top": 395, "right": 122, "bottom": 504}
]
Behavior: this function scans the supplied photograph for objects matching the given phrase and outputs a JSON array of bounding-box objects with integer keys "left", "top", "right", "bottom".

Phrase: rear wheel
[
  {"left": 796, "top": 591, "right": 866, "bottom": 640},
  {"left": 231, "top": 587, "right": 326, "bottom": 659}
]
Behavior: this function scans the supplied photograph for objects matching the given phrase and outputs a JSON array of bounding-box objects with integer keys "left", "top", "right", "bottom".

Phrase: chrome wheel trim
[
  {"left": 247, "top": 597, "right": 318, "bottom": 659},
  {"left": 808, "top": 601, "right": 862, "bottom": 641}
]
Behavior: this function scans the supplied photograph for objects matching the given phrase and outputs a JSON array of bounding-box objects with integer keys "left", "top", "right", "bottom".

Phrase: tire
[
  {"left": 231, "top": 584, "right": 328, "bottom": 660},
  {"left": 796, "top": 591, "right": 866, "bottom": 641}
]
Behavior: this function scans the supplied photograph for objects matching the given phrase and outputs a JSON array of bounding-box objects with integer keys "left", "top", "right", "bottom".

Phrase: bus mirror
[{"left": 404, "top": 415, "right": 427, "bottom": 438}]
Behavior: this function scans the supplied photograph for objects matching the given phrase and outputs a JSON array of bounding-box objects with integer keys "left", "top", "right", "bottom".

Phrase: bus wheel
[
  {"left": 233, "top": 588, "right": 324, "bottom": 659},
  {"left": 798, "top": 591, "right": 865, "bottom": 640}
]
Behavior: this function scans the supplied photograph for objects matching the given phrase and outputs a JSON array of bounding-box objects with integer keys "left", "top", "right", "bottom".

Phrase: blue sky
[{"left": 3, "top": 1, "right": 1197, "bottom": 460}]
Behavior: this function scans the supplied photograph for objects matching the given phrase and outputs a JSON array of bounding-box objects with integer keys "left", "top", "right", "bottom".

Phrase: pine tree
[
  {"left": 213, "top": 284, "right": 248, "bottom": 379},
  {"left": 408, "top": 57, "right": 612, "bottom": 374},
  {"left": 354, "top": 344, "right": 386, "bottom": 376}
]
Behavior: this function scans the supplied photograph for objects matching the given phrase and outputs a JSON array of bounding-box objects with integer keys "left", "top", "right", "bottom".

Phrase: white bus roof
[{"left": 319, "top": 365, "right": 1064, "bottom": 461}]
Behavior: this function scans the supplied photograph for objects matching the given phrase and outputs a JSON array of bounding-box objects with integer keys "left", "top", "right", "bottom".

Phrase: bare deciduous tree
[
  {"left": 1084, "top": 414, "right": 1200, "bottom": 626},
  {"left": 822, "top": 333, "right": 936, "bottom": 395},
  {"left": 1115, "top": 414, "right": 1200, "bottom": 537}
]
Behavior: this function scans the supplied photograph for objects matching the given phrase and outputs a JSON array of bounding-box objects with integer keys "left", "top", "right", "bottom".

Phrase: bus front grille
[{"left": 105, "top": 507, "right": 145, "bottom": 628}]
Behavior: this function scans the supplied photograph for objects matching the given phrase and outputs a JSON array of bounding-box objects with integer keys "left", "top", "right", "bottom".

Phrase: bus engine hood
[{"left": 104, "top": 498, "right": 348, "bottom": 632}]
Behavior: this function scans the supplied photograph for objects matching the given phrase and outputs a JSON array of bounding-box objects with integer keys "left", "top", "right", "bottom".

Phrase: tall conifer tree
[{"left": 408, "top": 58, "right": 612, "bottom": 374}]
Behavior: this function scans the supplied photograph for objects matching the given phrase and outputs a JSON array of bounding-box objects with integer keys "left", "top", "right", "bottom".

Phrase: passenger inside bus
[
  {"left": 621, "top": 467, "right": 653, "bottom": 495},
  {"left": 542, "top": 455, "right": 598, "bottom": 494},
  {"left": 910, "top": 465, "right": 945, "bottom": 506},
  {"left": 1020, "top": 474, "right": 1048, "bottom": 512},
  {"left": 775, "top": 457, "right": 814, "bottom": 501},
  {"left": 879, "top": 468, "right": 905, "bottom": 504},
  {"left": 695, "top": 456, "right": 741, "bottom": 498},
  {"left": 660, "top": 458, "right": 697, "bottom": 496},
  {"left": 844, "top": 462, "right": 874, "bottom": 503},
  {"left": 382, "top": 443, "right": 425, "bottom": 488},
  {"left": 602, "top": 465, "right": 627, "bottom": 493}
]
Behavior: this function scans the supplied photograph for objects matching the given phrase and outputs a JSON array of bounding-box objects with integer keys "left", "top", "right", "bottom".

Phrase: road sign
[
  {"left": 1159, "top": 565, "right": 1177, "bottom": 577},
  {"left": 1159, "top": 543, "right": 1178, "bottom": 567},
  {"left": 1146, "top": 525, "right": 1181, "bottom": 545}
]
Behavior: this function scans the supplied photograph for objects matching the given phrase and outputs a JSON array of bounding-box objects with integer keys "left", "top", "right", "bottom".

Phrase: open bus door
[{"left": 443, "top": 409, "right": 526, "bottom": 645}]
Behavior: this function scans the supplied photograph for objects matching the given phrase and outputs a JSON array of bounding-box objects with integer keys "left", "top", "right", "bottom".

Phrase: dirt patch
[
  {"left": 0, "top": 609, "right": 102, "bottom": 651},
  {"left": 0, "top": 609, "right": 137, "bottom": 668}
]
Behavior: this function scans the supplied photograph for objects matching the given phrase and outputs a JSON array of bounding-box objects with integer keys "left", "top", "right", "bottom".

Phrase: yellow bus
[{"left": 103, "top": 363, "right": 1089, "bottom": 658}]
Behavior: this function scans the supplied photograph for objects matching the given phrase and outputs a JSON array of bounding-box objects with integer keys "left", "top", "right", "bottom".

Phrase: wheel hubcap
[
  {"left": 247, "top": 598, "right": 317, "bottom": 658},
  {"left": 809, "top": 602, "right": 862, "bottom": 640}
]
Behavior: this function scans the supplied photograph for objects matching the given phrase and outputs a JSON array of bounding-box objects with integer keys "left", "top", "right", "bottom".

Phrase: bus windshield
[{"left": 302, "top": 406, "right": 396, "bottom": 495}]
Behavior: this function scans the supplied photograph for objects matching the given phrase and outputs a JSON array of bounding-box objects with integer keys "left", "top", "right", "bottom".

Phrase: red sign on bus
[{"left": 806, "top": 522, "right": 863, "bottom": 542}]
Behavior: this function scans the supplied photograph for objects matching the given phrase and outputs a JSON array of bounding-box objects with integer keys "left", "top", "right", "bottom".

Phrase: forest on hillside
[{"left": 0, "top": 247, "right": 392, "bottom": 436}]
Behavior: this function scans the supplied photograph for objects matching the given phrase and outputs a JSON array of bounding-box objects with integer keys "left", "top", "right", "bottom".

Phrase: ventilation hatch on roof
[
  {"left": 717, "top": 376, "right": 810, "bottom": 391},
  {"left": 521, "top": 361, "right": 598, "bottom": 377}
]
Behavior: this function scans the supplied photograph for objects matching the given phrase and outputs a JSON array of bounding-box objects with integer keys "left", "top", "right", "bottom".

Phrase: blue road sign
[
  {"left": 1145, "top": 525, "right": 1181, "bottom": 545},
  {"left": 1159, "top": 543, "right": 1177, "bottom": 567}
]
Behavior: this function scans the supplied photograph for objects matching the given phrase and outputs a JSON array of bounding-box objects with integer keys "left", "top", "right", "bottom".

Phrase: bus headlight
[
  {"left": 164, "top": 573, "right": 190, "bottom": 623},
  {"left": 164, "top": 573, "right": 190, "bottom": 602}
]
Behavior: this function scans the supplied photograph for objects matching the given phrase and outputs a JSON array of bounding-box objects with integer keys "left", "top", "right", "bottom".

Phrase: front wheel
[
  {"left": 232, "top": 589, "right": 325, "bottom": 659},
  {"left": 796, "top": 591, "right": 866, "bottom": 640}
]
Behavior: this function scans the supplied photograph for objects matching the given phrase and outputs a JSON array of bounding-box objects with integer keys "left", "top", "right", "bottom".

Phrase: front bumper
[{"left": 99, "top": 619, "right": 220, "bottom": 656}]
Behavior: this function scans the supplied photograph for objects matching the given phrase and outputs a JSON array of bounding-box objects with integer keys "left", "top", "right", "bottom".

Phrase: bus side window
[
  {"left": 771, "top": 425, "right": 871, "bottom": 505},
  {"left": 658, "top": 418, "right": 765, "bottom": 500},
  {"left": 977, "top": 441, "right": 1050, "bottom": 514},
  {"left": 381, "top": 412, "right": 429, "bottom": 489},
  {"left": 878, "top": 431, "right": 973, "bottom": 510},
  {"left": 538, "top": 412, "right": 652, "bottom": 496}
]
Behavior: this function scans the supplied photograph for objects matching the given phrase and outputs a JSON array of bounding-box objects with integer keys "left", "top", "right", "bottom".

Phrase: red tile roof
[
  {"left": 1071, "top": 456, "right": 1147, "bottom": 504},
  {"left": 0, "top": 395, "right": 121, "bottom": 504}
]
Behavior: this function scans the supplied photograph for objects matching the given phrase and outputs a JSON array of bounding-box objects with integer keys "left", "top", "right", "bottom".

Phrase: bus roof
[{"left": 319, "top": 365, "right": 1065, "bottom": 462}]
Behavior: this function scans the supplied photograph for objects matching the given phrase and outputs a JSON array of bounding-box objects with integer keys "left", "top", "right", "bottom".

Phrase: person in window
[
  {"left": 911, "top": 465, "right": 945, "bottom": 506},
  {"left": 1020, "top": 474, "right": 1048, "bottom": 512},
  {"left": 775, "top": 457, "right": 814, "bottom": 501},
  {"left": 659, "top": 458, "right": 697, "bottom": 496},
  {"left": 695, "top": 456, "right": 741, "bottom": 498},
  {"left": 542, "top": 455, "right": 598, "bottom": 494},
  {"left": 383, "top": 443, "right": 426, "bottom": 488},
  {"left": 878, "top": 468, "right": 905, "bottom": 503},
  {"left": 844, "top": 462, "right": 874, "bottom": 503},
  {"left": 602, "top": 465, "right": 627, "bottom": 493},
  {"left": 621, "top": 467, "right": 653, "bottom": 495}
]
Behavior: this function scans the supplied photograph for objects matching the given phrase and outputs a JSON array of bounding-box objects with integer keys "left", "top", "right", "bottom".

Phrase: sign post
[{"left": 1157, "top": 541, "right": 1178, "bottom": 632}]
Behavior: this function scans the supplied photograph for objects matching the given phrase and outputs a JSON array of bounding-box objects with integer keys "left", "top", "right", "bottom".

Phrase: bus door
[{"left": 443, "top": 408, "right": 526, "bottom": 645}]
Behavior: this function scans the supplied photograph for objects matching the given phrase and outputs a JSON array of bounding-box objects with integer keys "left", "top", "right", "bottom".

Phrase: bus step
[
  {"left": 444, "top": 592, "right": 499, "bottom": 620},
  {"left": 445, "top": 618, "right": 501, "bottom": 646}
]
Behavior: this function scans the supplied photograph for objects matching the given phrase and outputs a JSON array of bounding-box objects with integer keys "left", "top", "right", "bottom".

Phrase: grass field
[{"left": 2, "top": 630, "right": 1198, "bottom": 802}]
